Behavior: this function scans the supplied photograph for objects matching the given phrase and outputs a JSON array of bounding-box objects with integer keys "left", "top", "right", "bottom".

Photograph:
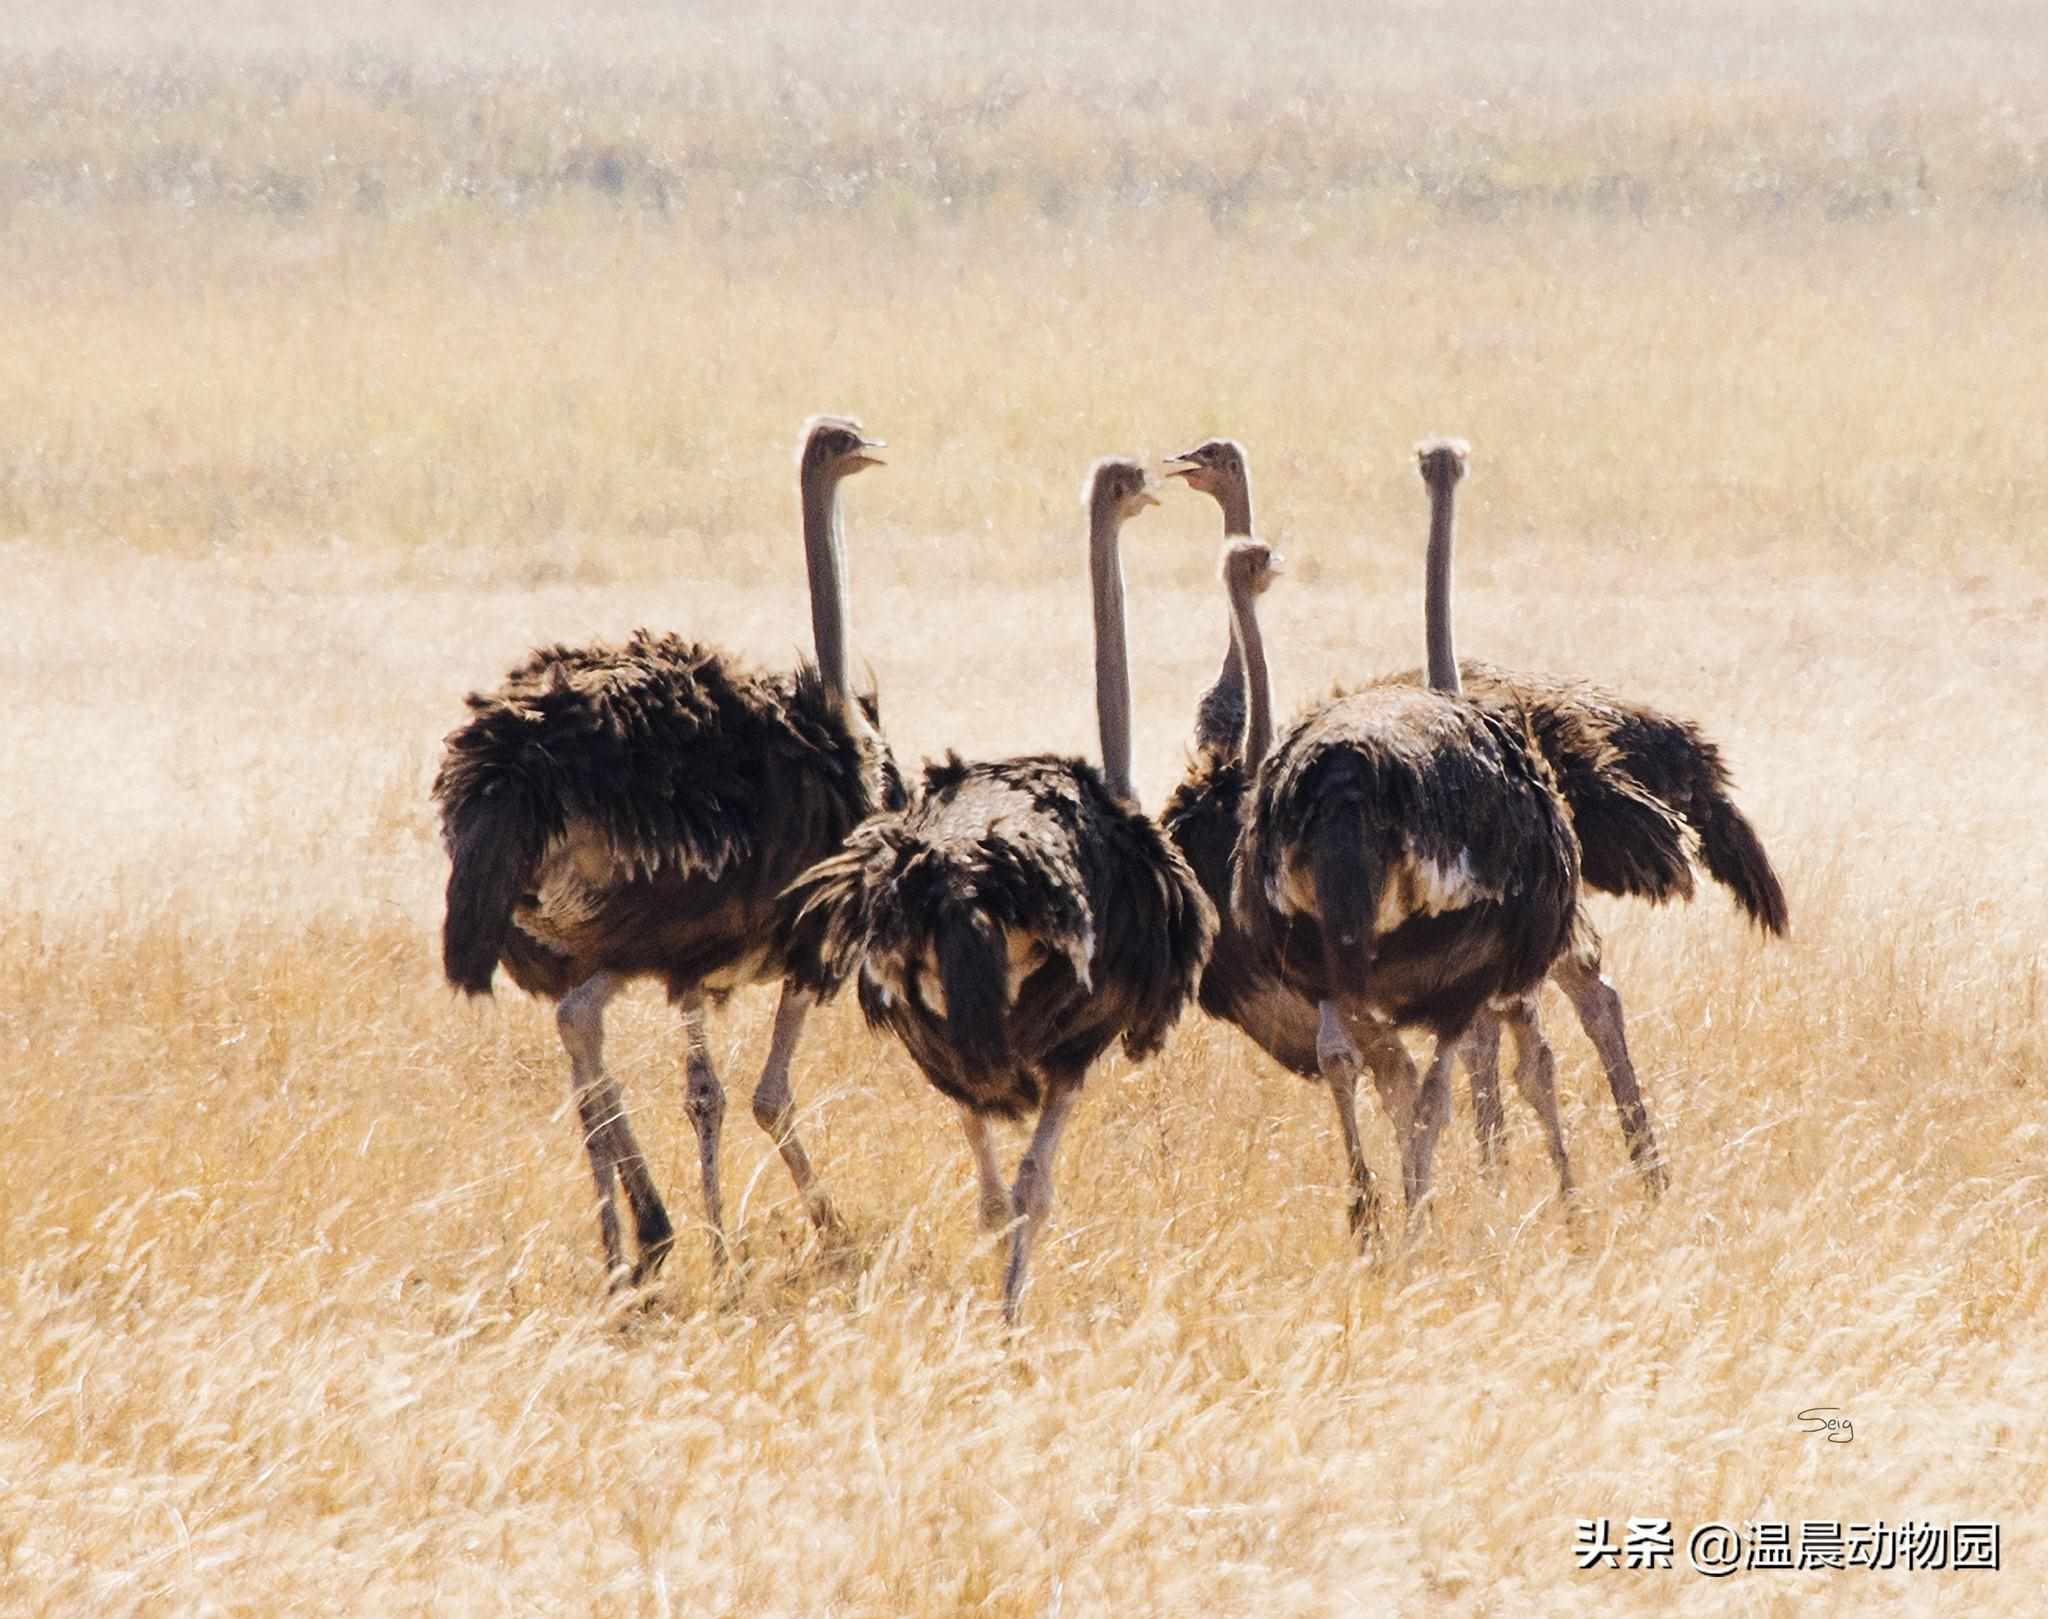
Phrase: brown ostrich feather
[
  {"left": 434, "top": 634, "right": 900, "bottom": 1001},
  {"left": 781, "top": 752, "right": 1215, "bottom": 1119},
  {"left": 1232, "top": 683, "right": 1582, "bottom": 1040}
]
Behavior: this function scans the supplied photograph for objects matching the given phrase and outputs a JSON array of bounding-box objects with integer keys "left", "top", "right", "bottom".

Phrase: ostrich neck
[
  {"left": 1227, "top": 574, "right": 1273, "bottom": 770},
  {"left": 1424, "top": 478, "right": 1460, "bottom": 695},
  {"left": 799, "top": 470, "right": 850, "bottom": 707},
  {"left": 1090, "top": 504, "right": 1136, "bottom": 805},
  {"left": 1197, "top": 473, "right": 1255, "bottom": 753},
  {"left": 1214, "top": 474, "right": 1253, "bottom": 539}
]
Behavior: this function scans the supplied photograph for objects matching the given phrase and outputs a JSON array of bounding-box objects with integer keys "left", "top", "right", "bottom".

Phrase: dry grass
[{"left": 5, "top": 5, "right": 2048, "bottom": 1613}]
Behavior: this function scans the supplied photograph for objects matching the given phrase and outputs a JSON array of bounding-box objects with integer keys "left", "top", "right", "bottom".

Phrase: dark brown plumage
[
  {"left": 1167, "top": 437, "right": 1786, "bottom": 1198},
  {"left": 1232, "top": 683, "right": 1581, "bottom": 1038},
  {"left": 1171, "top": 708, "right": 1662, "bottom": 1064},
  {"left": 1160, "top": 749, "right": 1324, "bottom": 1072},
  {"left": 439, "top": 642, "right": 898, "bottom": 1002},
  {"left": 786, "top": 753, "right": 1211, "bottom": 1117},
  {"left": 1168, "top": 731, "right": 1508, "bottom": 1092},
  {"left": 1185, "top": 446, "right": 1584, "bottom": 1242},
  {"left": 780, "top": 458, "right": 1215, "bottom": 1321},
  {"left": 431, "top": 416, "right": 895, "bottom": 1285},
  {"left": 1398, "top": 661, "right": 1788, "bottom": 934},
  {"left": 1419, "top": 663, "right": 1786, "bottom": 1192}
]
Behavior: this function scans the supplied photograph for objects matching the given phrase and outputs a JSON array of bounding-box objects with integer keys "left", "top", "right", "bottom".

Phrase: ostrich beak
[
  {"left": 1136, "top": 489, "right": 1162, "bottom": 509},
  {"left": 851, "top": 439, "right": 886, "bottom": 470},
  {"left": 1161, "top": 456, "right": 1200, "bottom": 482}
]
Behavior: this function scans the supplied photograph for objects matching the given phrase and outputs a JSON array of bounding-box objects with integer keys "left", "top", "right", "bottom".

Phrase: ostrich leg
[
  {"left": 1499, "top": 995, "right": 1578, "bottom": 1210},
  {"left": 681, "top": 1008, "right": 730, "bottom": 1268},
  {"left": 1465, "top": 1007, "right": 1508, "bottom": 1176},
  {"left": 1400, "top": 1040, "right": 1456, "bottom": 1225},
  {"left": 749, "top": 984, "right": 842, "bottom": 1233},
  {"left": 1001, "top": 1073, "right": 1085, "bottom": 1325},
  {"left": 559, "top": 971, "right": 674, "bottom": 1285},
  {"left": 1316, "top": 1001, "right": 1379, "bottom": 1248},
  {"left": 961, "top": 1107, "right": 1014, "bottom": 1233},
  {"left": 1553, "top": 952, "right": 1668, "bottom": 1194}
]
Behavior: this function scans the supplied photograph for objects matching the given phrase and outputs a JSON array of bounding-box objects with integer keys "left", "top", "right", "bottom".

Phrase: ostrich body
[
  {"left": 1435, "top": 662, "right": 1785, "bottom": 1186},
  {"left": 1219, "top": 442, "right": 1583, "bottom": 1239},
  {"left": 782, "top": 459, "right": 1215, "bottom": 1321},
  {"left": 1167, "top": 438, "right": 1786, "bottom": 1193},
  {"left": 433, "top": 417, "right": 900, "bottom": 1284}
]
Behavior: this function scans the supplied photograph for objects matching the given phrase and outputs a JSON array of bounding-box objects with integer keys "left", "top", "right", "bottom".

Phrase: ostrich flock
[{"left": 434, "top": 416, "right": 1786, "bottom": 1323}]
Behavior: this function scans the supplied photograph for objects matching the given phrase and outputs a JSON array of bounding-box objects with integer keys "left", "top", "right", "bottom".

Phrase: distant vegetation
[
  {"left": 3, "top": 2, "right": 2046, "bottom": 229},
  {"left": 1, "top": 2, "right": 2043, "bottom": 570}
]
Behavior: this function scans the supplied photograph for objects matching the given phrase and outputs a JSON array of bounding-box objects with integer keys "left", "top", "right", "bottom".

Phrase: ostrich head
[
  {"left": 1162, "top": 438, "right": 1248, "bottom": 507},
  {"left": 1085, "top": 457, "right": 1161, "bottom": 524},
  {"left": 1415, "top": 437, "right": 1469, "bottom": 492},
  {"left": 1220, "top": 538, "right": 1281, "bottom": 598},
  {"left": 800, "top": 415, "right": 886, "bottom": 479}
]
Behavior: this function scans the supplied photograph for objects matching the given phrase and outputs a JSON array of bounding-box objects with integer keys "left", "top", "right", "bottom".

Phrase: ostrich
[
  {"left": 1165, "top": 537, "right": 1607, "bottom": 1219},
  {"left": 1166, "top": 438, "right": 1787, "bottom": 1193},
  {"left": 433, "top": 416, "right": 901, "bottom": 1285},
  {"left": 1223, "top": 440, "right": 1583, "bottom": 1241},
  {"left": 781, "top": 458, "right": 1215, "bottom": 1322}
]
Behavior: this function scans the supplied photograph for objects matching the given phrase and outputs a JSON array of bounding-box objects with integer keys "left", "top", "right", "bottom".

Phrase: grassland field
[{"left": 3, "top": 4, "right": 2047, "bottom": 1614}]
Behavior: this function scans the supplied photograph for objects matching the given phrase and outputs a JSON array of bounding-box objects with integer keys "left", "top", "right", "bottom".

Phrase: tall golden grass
[{"left": 4, "top": 5, "right": 2046, "bottom": 1612}]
